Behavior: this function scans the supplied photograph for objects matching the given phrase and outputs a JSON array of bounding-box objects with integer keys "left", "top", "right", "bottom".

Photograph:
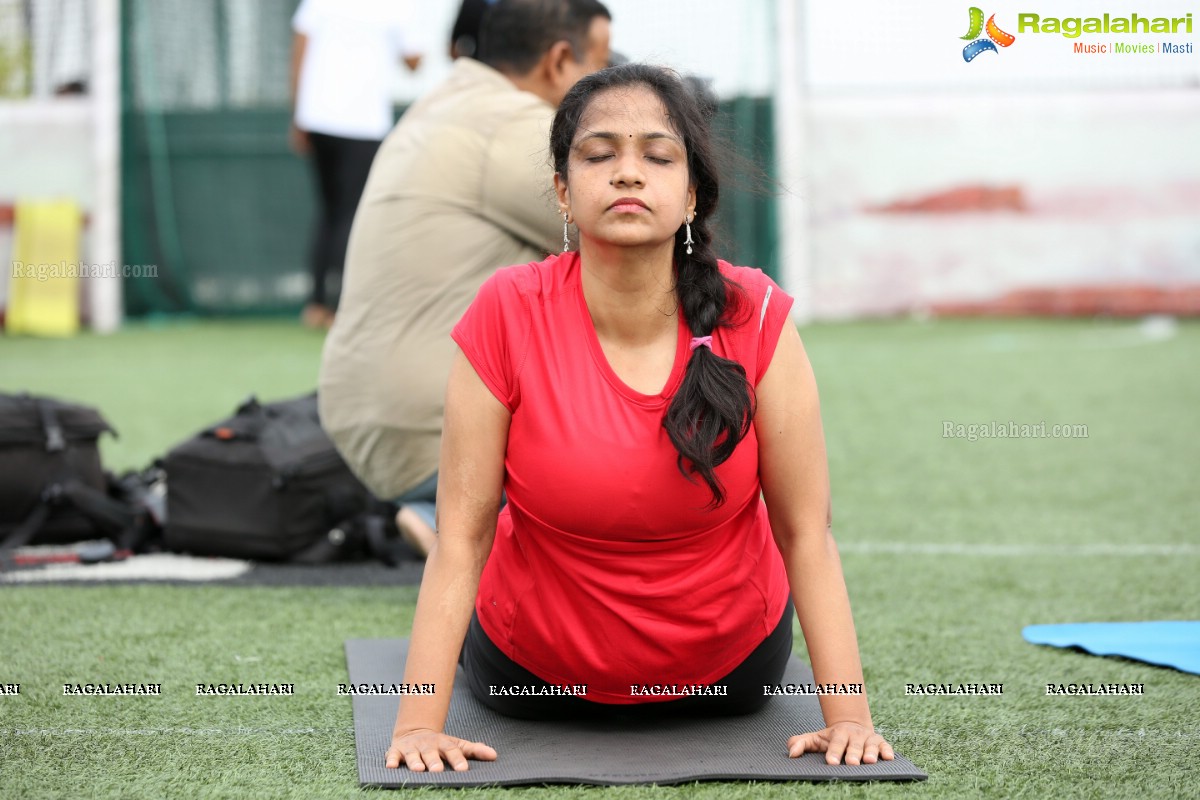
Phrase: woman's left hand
[{"left": 787, "top": 721, "right": 895, "bottom": 766}]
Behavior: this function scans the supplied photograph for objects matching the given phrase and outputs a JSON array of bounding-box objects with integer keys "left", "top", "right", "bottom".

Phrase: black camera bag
[
  {"left": 0, "top": 392, "right": 137, "bottom": 553},
  {"left": 162, "top": 392, "right": 401, "bottom": 562}
]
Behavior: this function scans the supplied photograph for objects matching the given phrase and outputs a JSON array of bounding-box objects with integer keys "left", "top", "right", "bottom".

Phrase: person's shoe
[{"left": 395, "top": 506, "right": 437, "bottom": 558}]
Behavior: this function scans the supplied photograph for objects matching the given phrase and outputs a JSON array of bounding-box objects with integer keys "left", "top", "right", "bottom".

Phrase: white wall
[
  {"left": 801, "top": 90, "right": 1200, "bottom": 318},
  {"left": 784, "top": 0, "right": 1200, "bottom": 318}
]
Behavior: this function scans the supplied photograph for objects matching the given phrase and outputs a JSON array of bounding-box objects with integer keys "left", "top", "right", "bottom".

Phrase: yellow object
[{"left": 6, "top": 199, "right": 83, "bottom": 336}]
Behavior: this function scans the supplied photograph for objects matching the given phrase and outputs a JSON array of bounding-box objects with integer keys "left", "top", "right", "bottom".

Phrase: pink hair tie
[{"left": 689, "top": 335, "right": 713, "bottom": 351}]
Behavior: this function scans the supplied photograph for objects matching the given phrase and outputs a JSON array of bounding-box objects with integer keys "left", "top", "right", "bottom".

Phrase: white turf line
[
  {"left": 876, "top": 727, "right": 1200, "bottom": 741},
  {"left": 975, "top": 316, "right": 1181, "bottom": 353},
  {"left": 837, "top": 542, "right": 1200, "bottom": 557},
  {"left": 815, "top": 316, "right": 1182, "bottom": 353}
]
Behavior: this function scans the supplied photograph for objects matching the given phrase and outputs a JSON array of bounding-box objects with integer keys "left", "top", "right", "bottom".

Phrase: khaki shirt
[{"left": 318, "top": 58, "right": 559, "bottom": 499}]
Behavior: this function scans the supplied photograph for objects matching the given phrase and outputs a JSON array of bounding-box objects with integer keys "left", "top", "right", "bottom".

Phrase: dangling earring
[
  {"left": 562, "top": 212, "right": 570, "bottom": 252},
  {"left": 684, "top": 214, "right": 695, "bottom": 255}
]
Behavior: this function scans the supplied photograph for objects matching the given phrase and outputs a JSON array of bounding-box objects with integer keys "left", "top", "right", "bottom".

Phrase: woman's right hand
[{"left": 384, "top": 727, "right": 498, "bottom": 772}]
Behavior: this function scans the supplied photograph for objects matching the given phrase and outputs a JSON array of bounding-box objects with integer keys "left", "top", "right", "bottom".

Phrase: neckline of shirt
[{"left": 567, "top": 252, "right": 688, "bottom": 407}]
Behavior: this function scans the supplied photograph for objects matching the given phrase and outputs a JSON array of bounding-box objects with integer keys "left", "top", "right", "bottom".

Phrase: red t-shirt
[{"left": 451, "top": 251, "right": 794, "bottom": 704}]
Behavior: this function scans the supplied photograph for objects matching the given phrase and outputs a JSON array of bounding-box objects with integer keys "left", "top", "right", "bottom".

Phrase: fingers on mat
[{"left": 825, "top": 729, "right": 851, "bottom": 765}]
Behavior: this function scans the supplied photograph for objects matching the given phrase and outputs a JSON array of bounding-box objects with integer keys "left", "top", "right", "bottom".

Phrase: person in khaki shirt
[{"left": 319, "top": 0, "right": 612, "bottom": 554}]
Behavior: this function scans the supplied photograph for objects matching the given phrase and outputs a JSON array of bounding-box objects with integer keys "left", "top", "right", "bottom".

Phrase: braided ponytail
[{"left": 664, "top": 201, "right": 754, "bottom": 509}]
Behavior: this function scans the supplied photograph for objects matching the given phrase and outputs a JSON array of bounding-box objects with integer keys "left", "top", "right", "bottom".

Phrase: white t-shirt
[{"left": 292, "top": 0, "right": 423, "bottom": 140}]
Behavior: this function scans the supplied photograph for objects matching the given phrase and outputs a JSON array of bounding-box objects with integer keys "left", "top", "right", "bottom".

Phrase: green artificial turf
[{"left": 2, "top": 316, "right": 1199, "bottom": 799}]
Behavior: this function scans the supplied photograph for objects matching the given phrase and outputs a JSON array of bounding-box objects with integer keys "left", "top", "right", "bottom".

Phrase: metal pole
[
  {"left": 773, "top": 0, "right": 811, "bottom": 323},
  {"left": 90, "top": 0, "right": 122, "bottom": 332}
]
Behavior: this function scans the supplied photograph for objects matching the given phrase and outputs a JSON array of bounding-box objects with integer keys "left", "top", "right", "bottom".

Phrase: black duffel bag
[
  {"left": 163, "top": 392, "right": 404, "bottom": 563},
  {"left": 0, "top": 392, "right": 138, "bottom": 554}
]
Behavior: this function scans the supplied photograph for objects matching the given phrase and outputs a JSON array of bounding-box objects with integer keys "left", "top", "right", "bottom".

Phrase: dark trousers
[
  {"left": 460, "top": 603, "right": 794, "bottom": 720},
  {"left": 306, "top": 132, "right": 380, "bottom": 308}
]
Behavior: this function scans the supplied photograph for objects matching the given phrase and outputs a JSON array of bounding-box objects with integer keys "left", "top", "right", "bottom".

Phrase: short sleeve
[
  {"left": 752, "top": 274, "right": 795, "bottom": 385},
  {"left": 388, "top": 1, "right": 428, "bottom": 58},
  {"left": 450, "top": 267, "right": 532, "bottom": 412},
  {"left": 291, "top": 0, "right": 317, "bottom": 33}
]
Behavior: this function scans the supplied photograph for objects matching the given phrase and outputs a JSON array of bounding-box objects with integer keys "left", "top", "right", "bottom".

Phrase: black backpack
[
  {"left": 0, "top": 392, "right": 142, "bottom": 556},
  {"left": 162, "top": 392, "right": 407, "bottom": 564}
]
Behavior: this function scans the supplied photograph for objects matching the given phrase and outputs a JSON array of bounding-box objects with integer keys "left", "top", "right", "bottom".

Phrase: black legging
[
  {"left": 460, "top": 602, "right": 794, "bottom": 721},
  {"left": 306, "top": 132, "right": 380, "bottom": 308}
]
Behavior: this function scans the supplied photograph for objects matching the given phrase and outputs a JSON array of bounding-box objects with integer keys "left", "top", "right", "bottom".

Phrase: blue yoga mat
[{"left": 1023, "top": 621, "right": 1200, "bottom": 676}]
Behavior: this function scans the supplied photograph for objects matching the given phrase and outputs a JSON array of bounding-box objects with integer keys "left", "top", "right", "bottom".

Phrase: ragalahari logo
[{"left": 962, "top": 7, "right": 1016, "bottom": 61}]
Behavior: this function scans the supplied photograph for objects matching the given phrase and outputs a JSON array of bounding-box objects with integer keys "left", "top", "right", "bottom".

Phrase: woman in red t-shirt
[{"left": 384, "top": 63, "right": 894, "bottom": 772}]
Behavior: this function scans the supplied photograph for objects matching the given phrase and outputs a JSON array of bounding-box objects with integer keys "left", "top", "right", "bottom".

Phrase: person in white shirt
[{"left": 289, "top": 0, "right": 425, "bottom": 329}]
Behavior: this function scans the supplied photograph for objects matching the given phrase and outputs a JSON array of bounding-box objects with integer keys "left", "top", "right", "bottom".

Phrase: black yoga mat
[{"left": 345, "top": 639, "right": 926, "bottom": 787}]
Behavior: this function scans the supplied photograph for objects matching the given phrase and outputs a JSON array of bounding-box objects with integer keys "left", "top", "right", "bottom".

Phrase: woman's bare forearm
[
  {"left": 780, "top": 528, "right": 874, "bottom": 728},
  {"left": 385, "top": 350, "right": 509, "bottom": 769},
  {"left": 289, "top": 32, "right": 306, "bottom": 114},
  {"left": 393, "top": 536, "right": 489, "bottom": 734}
]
